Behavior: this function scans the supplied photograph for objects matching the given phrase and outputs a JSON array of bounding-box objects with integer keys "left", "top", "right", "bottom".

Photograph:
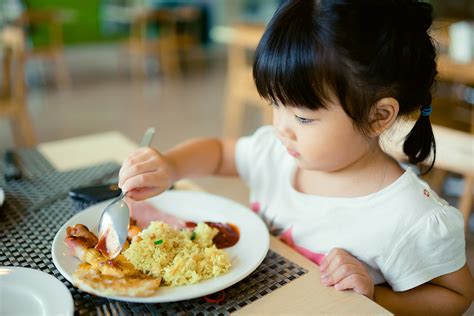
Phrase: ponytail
[{"left": 402, "top": 104, "right": 436, "bottom": 174}]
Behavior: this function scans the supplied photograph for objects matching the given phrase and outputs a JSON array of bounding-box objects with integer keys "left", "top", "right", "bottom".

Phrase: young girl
[{"left": 118, "top": 0, "right": 474, "bottom": 314}]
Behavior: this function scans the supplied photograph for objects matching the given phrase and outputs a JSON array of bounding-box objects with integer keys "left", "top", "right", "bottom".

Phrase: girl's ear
[{"left": 369, "top": 97, "right": 399, "bottom": 136}]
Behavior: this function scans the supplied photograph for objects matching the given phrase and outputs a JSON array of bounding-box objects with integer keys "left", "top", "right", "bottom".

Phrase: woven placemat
[
  {"left": 0, "top": 150, "right": 308, "bottom": 315},
  {"left": 0, "top": 148, "right": 56, "bottom": 185}
]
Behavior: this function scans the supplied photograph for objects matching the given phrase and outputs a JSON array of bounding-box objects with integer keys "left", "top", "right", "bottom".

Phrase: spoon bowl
[
  {"left": 96, "top": 127, "right": 155, "bottom": 259},
  {"left": 95, "top": 191, "right": 129, "bottom": 258}
]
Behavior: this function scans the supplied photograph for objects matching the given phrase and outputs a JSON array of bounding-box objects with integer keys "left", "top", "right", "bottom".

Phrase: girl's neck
[{"left": 294, "top": 147, "right": 404, "bottom": 198}]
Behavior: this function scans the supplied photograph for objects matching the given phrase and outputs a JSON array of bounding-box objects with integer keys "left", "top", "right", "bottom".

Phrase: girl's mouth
[{"left": 287, "top": 148, "right": 300, "bottom": 158}]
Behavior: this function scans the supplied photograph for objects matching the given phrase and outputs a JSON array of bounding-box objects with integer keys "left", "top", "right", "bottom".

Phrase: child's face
[{"left": 272, "top": 102, "right": 373, "bottom": 172}]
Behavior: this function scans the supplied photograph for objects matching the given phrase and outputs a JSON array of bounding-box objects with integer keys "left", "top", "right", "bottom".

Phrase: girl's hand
[
  {"left": 319, "top": 248, "right": 374, "bottom": 300},
  {"left": 118, "top": 147, "right": 177, "bottom": 201}
]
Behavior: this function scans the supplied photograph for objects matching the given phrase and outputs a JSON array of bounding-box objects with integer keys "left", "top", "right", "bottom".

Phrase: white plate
[
  {"left": 0, "top": 187, "right": 4, "bottom": 207},
  {"left": 52, "top": 190, "right": 270, "bottom": 303},
  {"left": 0, "top": 266, "right": 74, "bottom": 316}
]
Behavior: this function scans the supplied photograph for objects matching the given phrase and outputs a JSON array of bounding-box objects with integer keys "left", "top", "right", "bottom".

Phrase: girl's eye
[{"left": 295, "top": 115, "right": 315, "bottom": 125}]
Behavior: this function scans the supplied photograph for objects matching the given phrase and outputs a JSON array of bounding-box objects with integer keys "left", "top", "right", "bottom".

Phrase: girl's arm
[
  {"left": 118, "top": 138, "right": 237, "bottom": 200},
  {"left": 375, "top": 264, "right": 474, "bottom": 316},
  {"left": 165, "top": 138, "right": 238, "bottom": 180},
  {"left": 321, "top": 248, "right": 474, "bottom": 315}
]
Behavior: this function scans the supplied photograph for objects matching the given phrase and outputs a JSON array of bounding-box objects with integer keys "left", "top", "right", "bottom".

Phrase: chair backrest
[
  {"left": 130, "top": 9, "right": 178, "bottom": 42},
  {"left": 130, "top": 7, "right": 202, "bottom": 42},
  {"left": 16, "top": 9, "right": 63, "bottom": 49},
  {"left": 226, "top": 23, "right": 265, "bottom": 87},
  {"left": 1, "top": 27, "right": 26, "bottom": 103},
  {"left": 0, "top": 26, "right": 37, "bottom": 147},
  {"left": 382, "top": 120, "right": 474, "bottom": 176},
  {"left": 229, "top": 23, "right": 264, "bottom": 49},
  {"left": 223, "top": 23, "right": 271, "bottom": 137}
]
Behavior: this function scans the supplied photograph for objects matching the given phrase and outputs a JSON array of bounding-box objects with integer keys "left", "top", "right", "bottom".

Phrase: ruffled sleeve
[{"left": 381, "top": 205, "right": 466, "bottom": 292}]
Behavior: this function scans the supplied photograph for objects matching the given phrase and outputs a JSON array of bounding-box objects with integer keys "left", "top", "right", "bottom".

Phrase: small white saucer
[
  {"left": 0, "top": 187, "right": 4, "bottom": 206},
  {"left": 0, "top": 266, "right": 74, "bottom": 316}
]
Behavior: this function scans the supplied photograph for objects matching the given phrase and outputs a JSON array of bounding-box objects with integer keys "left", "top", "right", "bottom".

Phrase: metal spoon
[{"left": 95, "top": 127, "right": 156, "bottom": 259}]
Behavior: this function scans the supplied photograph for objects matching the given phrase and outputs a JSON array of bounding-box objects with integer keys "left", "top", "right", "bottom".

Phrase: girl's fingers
[
  {"left": 121, "top": 169, "right": 168, "bottom": 194},
  {"left": 334, "top": 274, "right": 374, "bottom": 299},
  {"left": 321, "top": 262, "right": 364, "bottom": 286},
  {"left": 119, "top": 148, "right": 158, "bottom": 180},
  {"left": 121, "top": 147, "right": 150, "bottom": 166},
  {"left": 334, "top": 274, "right": 358, "bottom": 290},
  {"left": 119, "top": 158, "right": 160, "bottom": 188},
  {"left": 126, "top": 187, "right": 162, "bottom": 201},
  {"left": 119, "top": 156, "right": 147, "bottom": 184},
  {"left": 319, "top": 249, "right": 374, "bottom": 299},
  {"left": 322, "top": 252, "right": 354, "bottom": 277},
  {"left": 320, "top": 248, "right": 350, "bottom": 272},
  {"left": 333, "top": 274, "right": 363, "bottom": 291}
]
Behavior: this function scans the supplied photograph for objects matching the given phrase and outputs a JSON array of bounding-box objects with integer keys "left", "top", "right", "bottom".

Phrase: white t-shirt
[{"left": 235, "top": 126, "right": 466, "bottom": 292}]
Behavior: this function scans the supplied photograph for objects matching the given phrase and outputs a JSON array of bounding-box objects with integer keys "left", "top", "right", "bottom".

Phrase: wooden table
[{"left": 38, "top": 131, "right": 390, "bottom": 315}]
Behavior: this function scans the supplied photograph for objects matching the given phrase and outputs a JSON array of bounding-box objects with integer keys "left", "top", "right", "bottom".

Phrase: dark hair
[{"left": 253, "top": 0, "right": 437, "bottom": 172}]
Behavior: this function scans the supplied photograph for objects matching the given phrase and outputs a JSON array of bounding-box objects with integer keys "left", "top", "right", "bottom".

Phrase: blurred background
[
  {"left": 0, "top": 0, "right": 473, "bottom": 300},
  {"left": 0, "top": 0, "right": 287, "bottom": 201}
]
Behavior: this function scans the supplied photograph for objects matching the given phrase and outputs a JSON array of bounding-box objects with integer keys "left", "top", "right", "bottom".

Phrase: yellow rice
[{"left": 123, "top": 221, "right": 231, "bottom": 286}]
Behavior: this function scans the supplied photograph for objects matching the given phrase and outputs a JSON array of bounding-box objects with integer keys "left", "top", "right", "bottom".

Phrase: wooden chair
[
  {"left": 0, "top": 27, "right": 37, "bottom": 147},
  {"left": 126, "top": 6, "right": 202, "bottom": 80},
  {"left": 383, "top": 122, "right": 473, "bottom": 231},
  {"left": 223, "top": 24, "right": 272, "bottom": 137},
  {"left": 171, "top": 6, "right": 204, "bottom": 69},
  {"left": 16, "top": 9, "right": 71, "bottom": 89},
  {"left": 426, "top": 19, "right": 474, "bottom": 231}
]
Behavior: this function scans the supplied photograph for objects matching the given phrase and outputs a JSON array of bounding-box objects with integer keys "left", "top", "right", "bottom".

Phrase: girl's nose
[{"left": 274, "top": 112, "right": 296, "bottom": 141}]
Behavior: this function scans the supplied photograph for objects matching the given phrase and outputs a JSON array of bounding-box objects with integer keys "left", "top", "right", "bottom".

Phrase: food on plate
[
  {"left": 126, "top": 199, "right": 188, "bottom": 230},
  {"left": 123, "top": 221, "right": 231, "bottom": 286},
  {"left": 64, "top": 206, "right": 239, "bottom": 297},
  {"left": 127, "top": 201, "right": 241, "bottom": 249},
  {"left": 185, "top": 221, "right": 240, "bottom": 249},
  {"left": 72, "top": 263, "right": 161, "bottom": 297},
  {"left": 65, "top": 224, "right": 161, "bottom": 296}
]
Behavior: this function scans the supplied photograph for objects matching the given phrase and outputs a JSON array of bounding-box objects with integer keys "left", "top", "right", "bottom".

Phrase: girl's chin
[{"left": 296, "top": 161, "right": 330, "bottom": 172}]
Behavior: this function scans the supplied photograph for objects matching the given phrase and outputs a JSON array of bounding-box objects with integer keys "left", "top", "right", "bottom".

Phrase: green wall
[{"left": 25, "top": 0, "right": 124, "bottom": 46}]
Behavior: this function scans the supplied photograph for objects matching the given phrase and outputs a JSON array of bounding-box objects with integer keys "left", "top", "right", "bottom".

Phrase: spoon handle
[
  {"left": 140, "top": 127, "right": 155, "bottom": 147},
  {"left": 117, "top": 190, "right": 128, "bottom": 200}
]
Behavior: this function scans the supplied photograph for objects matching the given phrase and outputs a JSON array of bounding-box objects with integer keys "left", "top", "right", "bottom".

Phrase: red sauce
[
  {"left": 185, "top": 221, "right": 197, "bottom": 228},
  {"left": 205, "top": 222, "right": 240, "bottom": 249},
  {"left": 95, "top": 232, "right": 109, "bottom": 257}
]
